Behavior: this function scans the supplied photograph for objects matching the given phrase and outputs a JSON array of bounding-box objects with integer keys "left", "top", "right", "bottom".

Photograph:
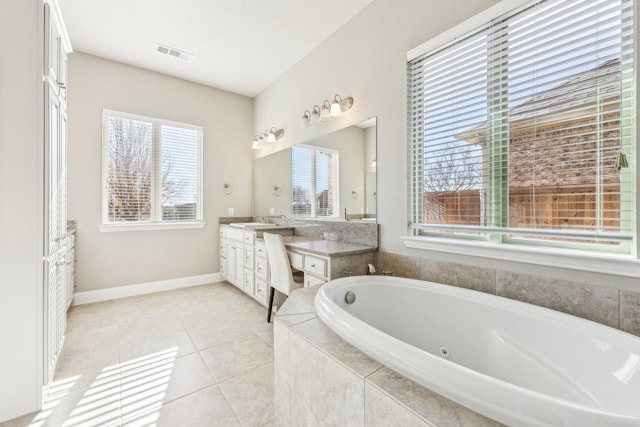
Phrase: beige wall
[
  {"left": 0, "top": 1, "right": 43, "bottom": 421},
  {"left": 309, "top": 126, "right": 366, "bottom": 216},
  {"left": 254, "top": 148, "right": 292, "bottom": 217},
  {"left": 254, "top": 0, "right": 640, "bottom": 292},
  {"left": 254, "top": 0, "right": 500, "bottom": 250},
  {"left": 68, "top": 52, "right": 254, "bottom": 292}
]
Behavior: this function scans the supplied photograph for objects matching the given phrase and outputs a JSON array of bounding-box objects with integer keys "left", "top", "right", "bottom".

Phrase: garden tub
[{"left": 314, "top": 276, "right": 640, "bottom": 426}]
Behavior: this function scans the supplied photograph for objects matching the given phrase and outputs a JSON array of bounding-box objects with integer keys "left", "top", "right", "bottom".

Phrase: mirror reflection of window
[{"left": 292, "top": 145, "right": 339, "bottom": 217}]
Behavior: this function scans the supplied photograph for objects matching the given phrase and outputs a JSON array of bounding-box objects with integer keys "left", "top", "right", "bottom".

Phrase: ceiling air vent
[{"left": 156, "top": 43, "right": 194, "bottom": 62}]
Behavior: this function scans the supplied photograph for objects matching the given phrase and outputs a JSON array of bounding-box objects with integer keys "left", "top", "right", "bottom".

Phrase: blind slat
[
  {"left": 103, "top": 111, "right": 202, "bottom": 224},
  {"left": 408, "top": 0, "right": 635, "bottom": 250}
]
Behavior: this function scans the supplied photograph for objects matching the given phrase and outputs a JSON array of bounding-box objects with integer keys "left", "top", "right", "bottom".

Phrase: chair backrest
[{"left": 264, "top": 232, "right": 298, "bottom": 296}]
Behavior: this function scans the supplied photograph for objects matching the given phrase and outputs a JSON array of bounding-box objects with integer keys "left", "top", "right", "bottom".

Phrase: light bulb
[
  {"left": 330, "top": 98, "right": 342, "bottom": 117},
  {"left": 320, "top": 101, "right": 331, "bottom": 122}
]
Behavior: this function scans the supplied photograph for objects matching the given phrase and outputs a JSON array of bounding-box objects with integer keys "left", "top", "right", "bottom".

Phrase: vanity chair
[{"left": 264, "top": 232, "right": 304, "bottom": 322}]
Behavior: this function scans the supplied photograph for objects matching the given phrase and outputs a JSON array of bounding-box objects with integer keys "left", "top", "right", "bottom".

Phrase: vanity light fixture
[
  {"left": 252, "top": 135, "right": 262, "bottom": 150},
  {"left": 330, "top": 94, "right": 354, "bottom": 117},
  {"left": 302, "top": 95, "right": 354, "bottom": 128},
  {"left": 320, "top": 100, "right": 331, "bottom": 122},
  {"left": 301, "top": 110, "right": 311, "bottom": 128},
  {"left": 310, "top": 105, "right": 321, "bottom": 125},
  {"left": 267, "top": 127, "right": 284, "bottom": 143},
  {"left": 252, "top": 128, "right": 284, "bottom": 149}
]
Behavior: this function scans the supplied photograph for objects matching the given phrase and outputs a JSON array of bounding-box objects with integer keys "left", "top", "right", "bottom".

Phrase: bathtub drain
[
  {"left": 344, "top": 291, "right": 356, "bottom": 304},
  {"left": 439, "top": 347, "right": 450, "bottom": 358}
]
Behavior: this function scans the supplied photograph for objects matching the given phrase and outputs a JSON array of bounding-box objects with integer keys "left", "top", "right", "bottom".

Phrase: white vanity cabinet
[
  {"left": 220, "top": 225, "right": 268, "bottom": 306},
  {"left": 222, "top": 227, "right": 244, "bottom": 288},
  {"left": 254, "top": 240, "right": 269, "bottom": 305},
  {"left": 219, "top": 225, "right": 377, "bottom": 307}
]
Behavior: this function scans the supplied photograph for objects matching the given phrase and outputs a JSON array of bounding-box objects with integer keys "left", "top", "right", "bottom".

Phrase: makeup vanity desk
[{"left": 219, "top": 223, "right": 377, "bottom": 307}]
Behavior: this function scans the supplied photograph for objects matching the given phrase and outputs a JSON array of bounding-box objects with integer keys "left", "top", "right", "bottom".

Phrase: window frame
[
  {"left": 291, "top": 144, "right": 340, "bottom": 219},
  {"left": 100, "top": 109, "right": 204, "bottom": 232},
  {"left": 405, "top": 0, "right": 640, "bottom": 276}
]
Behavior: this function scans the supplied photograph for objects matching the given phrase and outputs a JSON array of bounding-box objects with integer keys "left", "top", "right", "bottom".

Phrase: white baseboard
[{"left": 72, "top": 273, "right": 225, "bottom": 306}]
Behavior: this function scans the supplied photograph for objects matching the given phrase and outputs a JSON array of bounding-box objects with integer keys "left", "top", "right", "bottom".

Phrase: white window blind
[
  {"left": 102, "top": 110, "right": 203, "bottom": 225},
  {"left": 291, "top": 145, "right": 339, "bottom": 217},
  {"left": 408, "top": 0, "right": 635, "bottom": 253}
]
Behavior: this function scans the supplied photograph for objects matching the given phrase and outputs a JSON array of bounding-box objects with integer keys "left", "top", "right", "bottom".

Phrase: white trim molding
[
  {"left": 72, "top": 272, "right": 225, "bottom": 305},
  {"left": 99, "top": 221, "right": 206, "bottom": 232},
  {"left": 403, "top": 236, "right": 640, "bottom": 278}
]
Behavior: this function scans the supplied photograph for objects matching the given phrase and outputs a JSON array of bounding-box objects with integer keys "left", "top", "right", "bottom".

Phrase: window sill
[
  {"left": 402, "top": 236, "right": 640, "bottom": 278},
  {"left": 99, "top": 221, "right": 206, "bottom": 233}
]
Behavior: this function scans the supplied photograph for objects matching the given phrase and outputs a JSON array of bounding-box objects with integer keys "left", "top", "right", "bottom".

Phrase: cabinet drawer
[
  {"left": 304, "top": 273, "right": 327, "bottom": 288},
  {"left": 255, "top": 258, "right": 269, "bottom": 281},
  {"left": 255, "top": 242, "right": 267, "bottom": 259},
  {"left": 226, "top": 228, "right": 244, "bottom": 242},
  {"left": 304, "top": 255, "right": 327, "bottom": 277},
  {"left": 255, "top": 278, "right": 268, "bottom": 304},
  {"left": 243, "top": 232, "right": 255, "bottom": 245},
  {"left": 288, "top": 251, "right": 304, "bottom": 270},
  {"left": 243, "top": 270, "right": 255, "bottom": 294},
  {"left": 244, "top": 247, "right": 254, "bottom": 268}
]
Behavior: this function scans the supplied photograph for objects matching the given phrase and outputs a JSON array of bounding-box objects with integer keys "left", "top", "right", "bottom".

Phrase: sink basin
[{"left": 229, "top": 222, "right": 277, "bottom": 229}]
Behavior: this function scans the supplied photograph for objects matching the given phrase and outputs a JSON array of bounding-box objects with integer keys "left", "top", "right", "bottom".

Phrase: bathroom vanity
[{"left": 219, "top": 222, "right": 377, "bottom": 307}]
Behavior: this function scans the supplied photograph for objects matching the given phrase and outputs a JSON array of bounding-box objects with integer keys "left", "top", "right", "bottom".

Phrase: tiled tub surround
[
  {"left": 274, "top": 286, "right": 503, "bottom": 427},
  {"left": 375, "top": 251, "right": 640, "bottom": 337}
]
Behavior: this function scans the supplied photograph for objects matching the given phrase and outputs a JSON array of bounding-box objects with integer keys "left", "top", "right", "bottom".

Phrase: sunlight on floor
[{"left": 26, "top": 347, "right": 178, "bottom": 427}]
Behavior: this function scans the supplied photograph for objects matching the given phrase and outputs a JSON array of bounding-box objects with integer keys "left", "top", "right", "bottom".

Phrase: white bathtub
[{"left": 314, "top": 276, "right": 640, "bottom": 427}]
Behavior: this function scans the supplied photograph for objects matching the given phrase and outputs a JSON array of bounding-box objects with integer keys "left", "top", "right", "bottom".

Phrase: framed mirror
[{"left": 254, "top": 117, "right": 377, "bottom": 221}]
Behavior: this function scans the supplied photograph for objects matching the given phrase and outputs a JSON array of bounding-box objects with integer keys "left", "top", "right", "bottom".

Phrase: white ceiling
[{"left": 58, "top": 0, "right": 373, "bottom": 97}]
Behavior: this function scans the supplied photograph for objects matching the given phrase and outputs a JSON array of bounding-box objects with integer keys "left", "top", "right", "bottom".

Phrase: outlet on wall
[
  {"left": 270, "top": 208, "right": 275, "bottom": 215},
  {"left": 228, "top": 208, "right": 234, "bottom": 216}
]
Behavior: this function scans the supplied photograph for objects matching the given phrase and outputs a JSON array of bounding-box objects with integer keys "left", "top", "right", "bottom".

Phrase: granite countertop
[
  {"left": 255, "top": 234, "right": 376, "bottom": 257},
  {"left": 285, "top": 239, "right": 377, "bottom": 257}
]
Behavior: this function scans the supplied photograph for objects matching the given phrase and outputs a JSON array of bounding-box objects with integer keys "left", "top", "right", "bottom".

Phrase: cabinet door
[
  {"left": 255, "top": 279, "right": 268, "bottom": 305},
  {"left": 244, "top": 247, "right": 254, "bottom": 269},
  {"left": 255, "top": 257, "right": 269, "bottom": 281},
  {"left": 234, "top": 247, "right": 244, "bottom": 287},
  {"left": 59, "top": 50, "right": 68, "bottom": 103},
  {"left": 243, "top": 270, "right": 255, "bottom": 294},
  {"left": 225, "top": 242, "right": 236, "bottom": 284}
]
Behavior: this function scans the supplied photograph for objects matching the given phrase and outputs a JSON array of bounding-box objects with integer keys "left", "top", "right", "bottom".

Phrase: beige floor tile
[
  {"left": 187, "top": 321, "right": 258, "bottom": 350},
  {"left": 219, "top": 363, "right": 275, "bottom": 427},
  {"left": 12, "top": 282, "right": 276, "bottom": 427},
  {"left": 200, "top": 335, "right": 273, "bottom": 382},
  {"left": 22, "top": 379, "right": 122, "bottom": 427},
  {"left": 54, "top": 343, "right": 120, "bottom": 391},
  {"left": 118, "top": 328, "right": 197, "bottom": 363},
  {"left": 121, "top": 386, "right": 240, "bottom": 427},
  {"left": 252, "top": 324, "right": 274, "bottom": 347},
  {"left": 120, "top": 351, "right": 214, "bottom": 418}
]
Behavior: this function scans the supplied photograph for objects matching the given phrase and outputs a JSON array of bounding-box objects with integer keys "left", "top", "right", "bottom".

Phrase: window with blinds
[
  {"left": 102, "top": 110, "right": 203, "bottom": 225},
  {"left": 291, "top": 145, "right": 339, "bottom": 217},
  {"left": 408, "top": 0, "right": 635, "bottom": 253}
]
